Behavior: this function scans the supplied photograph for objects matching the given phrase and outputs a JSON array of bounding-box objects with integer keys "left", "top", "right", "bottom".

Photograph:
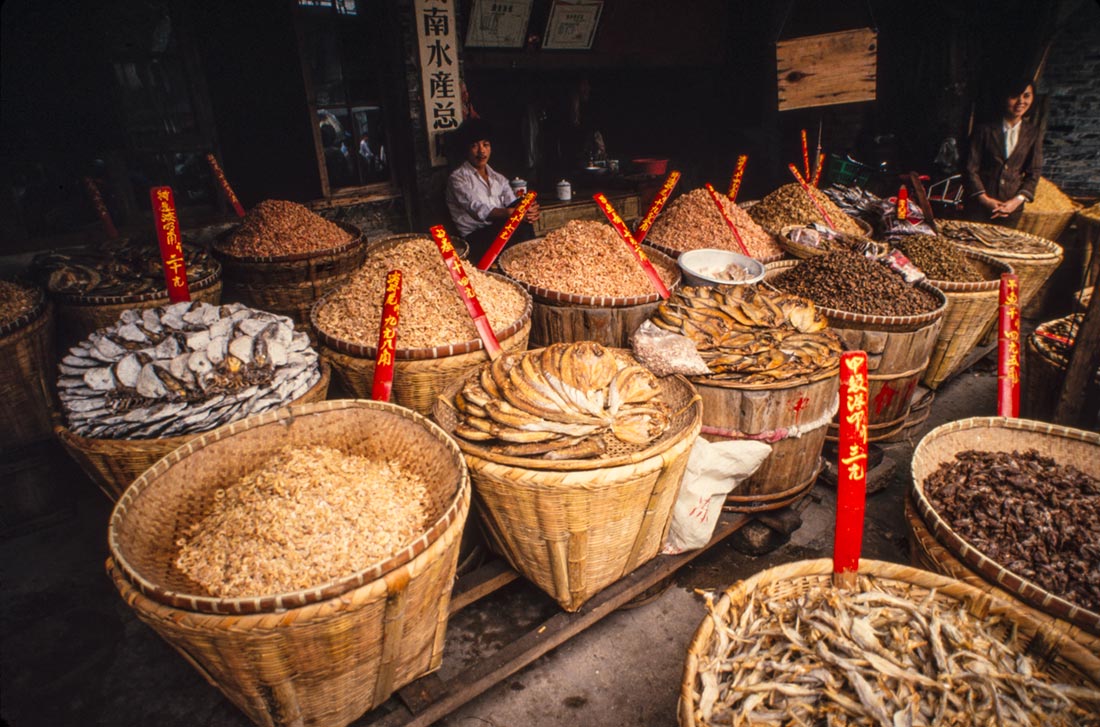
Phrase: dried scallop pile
[
  {"left": 219, "top": 200, "right": 353, "bottom": 257},
  {"left": 646, "top": 188, "right": 782, "bottom": 259},
  {"left": 748, "top": 183, "right": 865, "bottom": 237}
]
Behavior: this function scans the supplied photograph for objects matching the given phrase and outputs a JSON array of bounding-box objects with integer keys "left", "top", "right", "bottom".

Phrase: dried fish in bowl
[{"left": 58, "top": 301, "right": 321, "bottom": 440}]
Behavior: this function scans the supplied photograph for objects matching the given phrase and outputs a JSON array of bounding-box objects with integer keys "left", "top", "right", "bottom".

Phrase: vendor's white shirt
[
  {"left": 446, "top": 161, "right": 516, "bottom": 236},
  {"left": 1003, "top": 119, "right": 1022, "bottom": 158}
]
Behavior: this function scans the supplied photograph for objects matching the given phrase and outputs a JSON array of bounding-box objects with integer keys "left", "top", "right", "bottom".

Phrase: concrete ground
[{"left": 0, "top": 355, "right": 999, "bottom": 727}]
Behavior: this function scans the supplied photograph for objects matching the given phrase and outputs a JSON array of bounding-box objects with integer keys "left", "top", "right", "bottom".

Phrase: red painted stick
[
  {"left": 593, "top": 193, "right": 670, "bottom": 298},
  {"left": 633, "top": 171, "right": 681, "bottom": 244},
  {"left": 998, "top": 274, "right": 1021, "bottom": 418},
  {"left": 811, "top": 151, "right": 825, "bottom": 188},
  {"left": 149, "top": 186, "right": 191, "bottom": 303},
  {"left": 371, "top": 269, "right": 402, "bottom": 402},
  {"left": 788, "top": 164, "right": 835, "bottom": 230},
  {"left": 83, "top": 177, "right": 119, "bottom": 239},
  {"left": 477, "top": 191, "right": 537, "bottom": 270},
  {"left": 205, "top": 153, "right": 246, "bottom": 217},
  {"left": 801, "top": 129, "right": 810, "bottom": 181},
  {"left": 834, "top": 350, "right": 869, "bottom": 587},
  {"left": 726, "top": 156, "right": 748, "bottom": 201},
  {"left": 430, "top": 225, "right": 502, "bottom": 359},
  {"left": 704, "top": 183, "right": 750, "bottom": 256}
]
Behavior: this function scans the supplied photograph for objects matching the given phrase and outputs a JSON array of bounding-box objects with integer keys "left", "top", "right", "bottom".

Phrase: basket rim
[
  {"left": 364, "top": 231, "right": 470, "bottom": 259},
  {"left": 776, "top": 224, "right": 887, "bottom": 260},
  {"left": 498, "top": 239, "right": 681, "bottom": 307},
  {"left": 645, "top": 237, "right": 786, "bottom": 266},
  {"left": 1027, "top": 315, "right": 1100, "bottom": 382},
  {"left": 764, "top": 258, "right": 949, "bottom": 326},
  {"left": 310, "top": 270, "right": 533, "bottom": 360},
  {"left": 924, "top": 249, "right": 1016, "bottom": 292},
  {"left": 909, "top": 415, "right": 1100, "bottom": 634},
  {"left": 212, "top": 220, "right": 364, "bottom": 263},
  {"left": 48, "top": 256, "right": 222, "bottom": 306},
  {"left": 689, "top": 359, "right": 840, "bottom": 390},
  {"left": 108, "top": 398, "right": 470, "bottom": 615},
  {"left": 0, "top": 281, "right": 48, "bottom": 337},
  {"left": 938, "top": 220, "right": 1064, "bottom": 260}
]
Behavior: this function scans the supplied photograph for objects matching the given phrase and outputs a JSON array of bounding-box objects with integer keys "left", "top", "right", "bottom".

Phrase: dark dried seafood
[
  {"left": 219, "top": 199, "right": 352, "bottom": 257},
  {"left": 822, "top": 183, "right": 883, "bottom": 221},
  {"left": 650, "top": 285, "right": 842, "bottom": 383},
  {"left": 58, "top": 301, "right": 320, "bottom": 440},
  {"left": 923, "top": 449, "right": 1100, "bottom": 613},
  {"left": 892, "top": 235, "right": 984, "bottom": 282},
  {"left": 769, "top": 251, "right": 941, "bottom": 317},
  {"left": 30, "top": 238, "right": 218, "bottom": 298},
  {"left": 0, "top": 280, "right": 37, "bottom": 326},
  {"left": 645, "top": 188, "right": 782, "bottom": 259},
  {"left": 938, "top": 220, "right": 1053, "bottom": 255},
  {"left": 747, "top": 183, "right": 865, "bottom": 237},
  {"left": 449, "top": 342, "right": 670, "bottom": 459},
  {"left": 692, "top": 575, "right": 1100, "bottom": 727}
]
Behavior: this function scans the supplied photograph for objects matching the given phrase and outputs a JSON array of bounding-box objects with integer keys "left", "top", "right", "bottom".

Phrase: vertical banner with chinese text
[
  {"left": 998, "top": 274, "right": 1021, "bottom": 418},
  {"left": 150, "top": 187, "right": 190, "bottom": 303},
  {"left": 834, "top": 350, "right": 869, "bottom": 586},
  {"left": 372, "top": 270, "right": 402, "bottom": 403},
  {"left": 415, "top": 0, "right": 464, "bottom": 167}
]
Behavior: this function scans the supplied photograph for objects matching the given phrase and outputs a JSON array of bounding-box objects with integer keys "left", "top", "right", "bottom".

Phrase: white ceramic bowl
[{"left": 677, "top": 249, "right": 766, "bottom": 287}]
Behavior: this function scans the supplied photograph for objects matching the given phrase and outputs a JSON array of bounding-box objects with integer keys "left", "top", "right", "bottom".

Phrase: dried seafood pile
[
  {"left": 645, "top": 188, "right": 782, "bottom": 259},
  {"left": 58, "top": 301, "right": 320, "bottom": 439},
  {"left": 923, "top": 449, "right": 1100, "bottom": 613},
  {"left": 938, "top": 220, "right": 1053, "bottom": 255},
  {"left": 651, "top": 286, "right": 841, "bottom": 383},
  {"left": 822, "top": 184, "right": 883, "bottom": 222},
  {"left": 0, "top": 280, "right": 37, "bottom": 326},
  {"left": 748, "top": 183, "right": 865, "bottom": 237},
  {"left": 218, "top": 200, "right": 353, "bottom": 257},
  {"left": 693, "top": 575, "right": 1100, "bottom": 727},
  {"left": 176, "top": 444, "right": 436, "bottom": 598},
  {"left": 449, "top": 342, "right": 670, "bottom": 459},
  {"left": 500, "top": 220, "right": 678, "bottom": 298},
  {"left": 892, "top": 235, "right": 984, "bottom": 282},
  {"left": 1081, "top": 201, "right": 1100, "bottom": 222},
  {"left": 1030, "top": 177, "right": 1078, "bottom": 213},
  {"left": 31, "top": 238, "right": 218, "bottom": 298},
  {"left": 314, "top": 236, "right": 527, "bottom": 350},
  {"left": 769, "top": 252, "right": 941, "bottom": 317}
]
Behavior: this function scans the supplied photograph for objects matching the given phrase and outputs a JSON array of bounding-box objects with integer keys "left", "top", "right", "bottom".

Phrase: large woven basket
[
  {"left": 1, "top": 283, "right": 56, "bottom": 448},
  {"left": 213, "top": 222, "right": 366, "bottom": 323},
  {"left": 910, "top": 416, "right": 1100, "bottom": 635},
  {"left": 922, "top": 251, "right": 1015, "bottom": 390},
  {"left": 1018, "top": 206, "right": 1077, "bottom": 243},
  {"left": 108, "top": 399, "right": 470, "bottom": 727},
  {"left": 55, "top": 361, "right": 330, "bottom": 502},
  {"left": 679, "top": 558, "right": 1100, "bottom": 727},
  {"left": 1022, "top": 315, "right": 1100, "bottom": 424},
  {"left": 432, "top": 356, "right": 702, "bottom": 612}
]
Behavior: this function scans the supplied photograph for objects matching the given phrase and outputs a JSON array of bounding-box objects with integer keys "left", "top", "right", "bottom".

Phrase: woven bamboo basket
[
  {"left": 905, "top": 496, "right": 1100, "bottom": 654},
  {"left": 1018, "top": 206, "right": 1077, "bottom": 243},
  {"left": 498, "top": 240, "right": 681, "bottom": 348},
  {"left": 432, "top": 358, "right": 702, "bottom": 612},
  {"left": 55, "top": 361, "right": 330, "bottom": 502},
  {"left": 911, "top": 416, "right": 1100, "bottom": 636},
  {"left": 922, "top": 251, "right": 1015, "bottom": 390},
  {"left": 213, "top": 222, "right": 366, "bottom": 323},
  {"left": 365, "top": 231, "right": 469, "bottom": 260},
  {"left": 1022, "top": 316, "right": 1100, "bottom": 424},
  {"left": 107, "top": 399, "right": 469, "bottom": 727},
  {"left": 765, "top": 260, "right": 947, "bottom": 441},
  {"left": 679, "top": 558, "right": 1100, "bottom": 727},
  {"left": 312, "top": 273, "right": 532, "bottom": 416},
  {"left": 1, "top": 283, "right": 56, "bottom": 448},
  {"left": 776, "top": 224, "right": 887, "bottom": 260}
]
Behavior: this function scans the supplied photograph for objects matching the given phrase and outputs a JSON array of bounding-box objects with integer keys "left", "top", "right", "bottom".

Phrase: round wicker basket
[{"left": 0, "top": 283, "right": 56, "bottom": 448}]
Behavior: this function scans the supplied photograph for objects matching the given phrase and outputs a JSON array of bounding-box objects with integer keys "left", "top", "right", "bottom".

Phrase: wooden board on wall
[{"left": 777, "top": 28, "right": 877, "bottom": 111}]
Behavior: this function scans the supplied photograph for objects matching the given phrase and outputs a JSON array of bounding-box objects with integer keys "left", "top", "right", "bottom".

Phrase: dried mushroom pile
[
  {"left": 501, "top": 220, "right": 678, "bottom": 298},
  {"left": 692, "top": 576, "right": 1100, "bottom": 727},
  {"left": 938, "top": 220, "right": 1053, "bottom": 255},
  {"left": 651, "top": 286, "right": 842, "bottom": 383},
  {"left": 58, "top": 301, "right": 320, "bottom": 439},
  {"left": 314, "top": 236, "right": 526, "bottom": 350},
  {"left": 645, "top": 188, "right": 781, "bottom": 260},
  {"left": 0, "top": 280, "right": 37, "bottom": 326},
  {"left": 892, "top": 235, "right": 984, "bottom": 282},
  {"left": 218, "top": 200, "right": 353, "bottom": 257},
  {"left": 923, "top": 449, "right": 1100, "bottom": 613},
  {"left": 31, "top": 238, "right": 218, "bottom": 298},
  {"left": 748, "top": 183, "right": 865, "bottom": 237},
  {"left": 449, "top": 342, "right": 670, "bottom": 459},
  {"left": 769, "top": 252, "right": 941, "bottom": 317},
  {"left": 176, "top": 445, "right": 436, "bottom": 598}
]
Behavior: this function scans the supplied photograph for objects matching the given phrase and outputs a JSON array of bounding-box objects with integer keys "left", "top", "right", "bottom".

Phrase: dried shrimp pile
[
  {"left": 0, "top": 280, "right": 38, "bottom": 327},
  {"left": 693, "top": 575, "right": 1100, "bottom": 727},
  {"left": 1029, "top": 177, "right": 1078, "bottom": 213},
  {"left": 748, "top": 183, "right": 865, "bottom": 237},
  {"left": 314, "top": 236, "right": 527, "bottom": 350},
  {"left": 938, "top": 220, "right": 1053, "bottom": 256},
  {"left": 651, "top": 286, "right": 841, "bottom": 383},
  {"left": 500, "top": 220, "right": 678, "bottom": 298},
  {"left": 176, "top": 445, "right": 436, "bottom": 598},
  {"left": 450, "top": 342, "right": 670, "bottom": 459},
  {"left": 218, "top": 200, "right": 353, "bottom": 257},
  {"left": 646, "top": 188, "right": 782, "bottom": 259}
]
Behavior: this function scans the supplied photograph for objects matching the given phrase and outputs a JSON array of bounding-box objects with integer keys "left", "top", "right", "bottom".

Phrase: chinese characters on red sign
[
  {"left": 149, "top": 186, "right": 190, "bottom": 303},
  {"left": 788, "top": 163, "right": 835, "bottom": 229},
  {"left": 478, "top": 191, "right": 537, "bottom": 270},
  {"left": 429, "top": 225, "right": 502, "bottom": 358},
  {"left": 372, "top": 269, "right": 403, "bottom": 402},
  {"left": 205, "top": 154, "right": 246, "bottom": 218},
  {"left": 633, "top": 171, "right": 680, "bottom": 244},
  {"left": 834, "top": 350, "right": 869, "bottom": 578},
  {"left": 998, "top": 274, "right": 1020, "bottom": 418},
  {"left": 593, "top": 193, "right": 670, "bottom": 298},
  {"left": 726, "top": 155, "right": 747, "bottom": 201},
  {"left": 416, "top": 0, "right": 463, "bottom": 167},
  {"left": 704, "top": 183, "right": 751, "bottom": 256}
]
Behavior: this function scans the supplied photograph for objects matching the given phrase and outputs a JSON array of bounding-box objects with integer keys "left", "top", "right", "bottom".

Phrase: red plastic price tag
[
  {"left": 477, "top": 191, "right": 537, "bottom": 271},
  {"left": 788, "top": 164, "right": 835, "bottom": 230},
  {"left": 205, "top": 153, "right": 246, "bottom": 217},
  {"left": 703, "top": 184, "right": 750, "bottom": 256},
  {"left": 834, "top": 350, "right": 869, "bottom": 586},
  {"left": 83, "top": 177, "right": 119, "bottom": 239},
  {"left": 430, "top": 225, "right": 502, "bottom": 359},
  {"left": 726, "top": 156, "right": 748, "bottom": 201},
  {"left": 593, "top": 193, "right": 670, "bottom": 299},
  {"left": 149, "top": 186, "right": 190, "bottom": 303},
  {"left": 998, "top": 274, "right": 1021, "bottom": 418},
  {"left": 633, "top": 171, "right": 681, "bottom": 244},
  {"left": 897, "top": 185, "right": 909, "bottom": 221},
  {"left": 371, "top": 269, "right": 402, "bottom": 402}
]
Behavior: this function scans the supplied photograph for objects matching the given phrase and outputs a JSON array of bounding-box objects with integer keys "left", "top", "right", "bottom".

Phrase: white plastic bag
[{"left": 662, "top": 438, "right": 772, "bottom": 554}]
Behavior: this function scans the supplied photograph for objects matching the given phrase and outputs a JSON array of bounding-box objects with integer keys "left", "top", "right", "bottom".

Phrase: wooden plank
[
  {"left": 777, "top": 29, "right": 877, "bottom": 111},
  {"left": 1053, "top": 243, "right": 1100, "bottom": 427},
  {"left": 448, "top": 558, "right": 519, "bottom": 614}
]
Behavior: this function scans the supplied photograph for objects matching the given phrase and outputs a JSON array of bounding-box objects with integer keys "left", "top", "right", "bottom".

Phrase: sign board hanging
[
  {"left": 543, "top": 1, "right": 603, "bottom": 50},
  {"left": 777, "top": 28, "right": 877, "bottom": 111},
  {"left": 415, "top": 0, "right": 464, "bottom": 167},
  {"left": 466, "top": 0, "right": 532, "bottom": 48}
]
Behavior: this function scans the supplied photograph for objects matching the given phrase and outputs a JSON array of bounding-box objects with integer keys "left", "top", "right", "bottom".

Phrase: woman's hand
[
  {"left": 977, "top": 193, "right": 1000, "bottom": 212},
  {"left": 991, "top": 195, "right": 1024, "bottom": 219}
]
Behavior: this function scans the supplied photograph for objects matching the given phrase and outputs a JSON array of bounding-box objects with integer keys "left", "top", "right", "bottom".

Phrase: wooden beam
[{"left": 1054, "top": 238, "right": 1100, "bottom": 427}]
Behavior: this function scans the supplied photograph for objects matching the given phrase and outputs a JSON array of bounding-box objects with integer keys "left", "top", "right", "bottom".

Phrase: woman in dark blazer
[{"left": 964, "top": 79, "right": 1043, "bottom": 227}]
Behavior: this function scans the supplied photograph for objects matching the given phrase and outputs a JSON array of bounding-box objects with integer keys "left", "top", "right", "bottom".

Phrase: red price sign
[
  {"left": 149, "top": 186, "right": 190, "bottom": 303},
  {"left": 834, "top": 351, "right": 869, "bottom": 586},
  {"left": 430, "top": 225, "right": 502, "bottom": 359},
  {"left": 897, "top": 185, "right": 909, "bottom": 221},
  {"left": 788, "top": 164, "right": 835, "bottom": 230},
  {"left": 372, "top": 270, "right": 402, "bottom": 402},
  {"left": 477, "top": 191, "right": 537, "bottom": 271},
  {"left": 997, "top": 274, "right": 1021, "bottom": 418},
  {"left": 703, "top": 184, "right": 750, "bottom": 256},
  {"left": 83, "top": 177, "right": 119, "bottom": 239},
  {"left": 811, "top": 151, "right": 825, "bottom": 188},
  {"left": 205, "top": 154, "right": 246, "bottom": 218},
  {"left": 593, "top": 193, "right": 670, "bottom": 299},
  {"left": 801, "top": 129, "right": 810, "bottom": 181},
  {"left": 633, "top": 171, "right": 681, "bottom": 244},
  {"left": 726, "top": 156, "right": 748, "bottom": 201}
]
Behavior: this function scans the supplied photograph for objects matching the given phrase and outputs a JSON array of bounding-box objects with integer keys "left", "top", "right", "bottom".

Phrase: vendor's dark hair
[
  {"left": 1002, "top": 76, "right": 1035, "bottom": 99},
  {"left": 456, "top": 118, "right": 494, "bottom": 147}
]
